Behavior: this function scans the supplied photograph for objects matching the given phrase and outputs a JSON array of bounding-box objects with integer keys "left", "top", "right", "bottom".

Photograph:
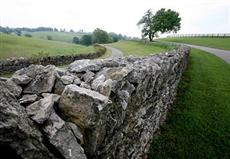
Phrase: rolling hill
[
  {"left": 22, "top": 31, "right": 89, "bottom": 43},
  {"left": 0, "top": 33, "right": 94, "bottom": 59}
]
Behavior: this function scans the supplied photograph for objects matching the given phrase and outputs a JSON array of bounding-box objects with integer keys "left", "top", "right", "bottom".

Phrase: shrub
[
  {"left": 47, "top": 35, "right": 52, "bottom": 40},
  {"left": 72, "top": 37, "right": 80, "bottom": 44},
  {"left": 93, "top": 44, "right": 106, "bottom": 54},
  {"left": 80, "top": 35, "right": 92, "bottom": 46},
  {"left": 24, "top": 34, "right": 32, "bottom": 37}
]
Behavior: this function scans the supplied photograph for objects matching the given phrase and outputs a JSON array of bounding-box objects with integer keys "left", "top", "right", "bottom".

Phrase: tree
[
  {"left": 80, "top": 34, "right": 92, "bottom": 46},
  {"left": 72, "top": 36, "right": 80, "bottom": 44},
  {"left": 137, "top": 9, "right": 154, "bottom": 41},
  {"left": 92, "top": 28, "right": 109, "bottom": 44},
  {"left": 118, "top": 34, "right": 123, "bottom": 40},
  {"left": 15, "top": 30, "right": 21, "bottom": 36},
  {"left": 60, "top": 28, "right": 65, "bottom": 32},
  {"left": 109, "top": 32, "right": 119, "bottom": 42},
  {"left": 137, "top": 8, "right": 181, "bottom": 41}
]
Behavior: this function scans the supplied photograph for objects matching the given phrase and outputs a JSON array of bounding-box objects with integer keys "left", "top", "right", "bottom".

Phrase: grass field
[
  {"left": 107, "top": 40, "right": 171, "bottom": 56},
  {"left": 161, "top": 37, "right": 230, "bottom": 50},
  {"left": 0, "top": 33, "right": 94, "bottom": 59},
  {"left": 22, "top": 31, "right": 87, "bottom": 43},
  {"left": 149, "top": 49, "right": 230, "bottom": 159}
]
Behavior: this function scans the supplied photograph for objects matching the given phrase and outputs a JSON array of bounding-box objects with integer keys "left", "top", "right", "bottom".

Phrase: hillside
[
  {"left": 22, "top": 31, "right": 88, "bottom": 43},
  {"left": 0, "top": 33, "right": 94, "bottom": 59}
]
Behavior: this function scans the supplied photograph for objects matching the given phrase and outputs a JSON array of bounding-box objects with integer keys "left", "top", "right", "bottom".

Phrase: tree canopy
[
  {"left": 80, "top": 34, "right": 92, "bottom": 46},
  {"left": 72, "top": 36, "right": 80, "bottom": 44},
  {"left": 137, "top": 8, "right": 181, "bottom": 41},
  {"left": 109, "top": 32, "right": 120, "bottom": 42},
  {"left": 92, "top": 28, "right": 109, "bottom": 44}
]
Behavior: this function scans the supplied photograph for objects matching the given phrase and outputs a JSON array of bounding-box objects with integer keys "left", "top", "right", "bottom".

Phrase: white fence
[{"left": 168, "top": 33, "right": 230, "bottom": 38}]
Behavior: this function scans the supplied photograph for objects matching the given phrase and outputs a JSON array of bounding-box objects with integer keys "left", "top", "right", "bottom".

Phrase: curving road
[
  {"left": 105, "top": 42, "right": 230, "bottom": 64},
  {"left": 183, "top": 44, "right": 230, "bottom": 64},
  {"left": 105, "top": 46, "right": 123, "bottom": 58},
  {"left": 157, "top": 40, "right": 230, "bottom": 64}
]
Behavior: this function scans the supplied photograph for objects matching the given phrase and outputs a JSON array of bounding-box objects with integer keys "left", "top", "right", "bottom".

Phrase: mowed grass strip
[
  {"left": 107, "top": 40, "right": 170, "bottom": 56},
  {"left": 161, "top": 37, "right": 230, "bottom": 50},
  {"left": 149, "top": 49, "right": 230, "bottom": 159},
  {"left": 0, "top": 33, "right": 94, "bottom": 59}
]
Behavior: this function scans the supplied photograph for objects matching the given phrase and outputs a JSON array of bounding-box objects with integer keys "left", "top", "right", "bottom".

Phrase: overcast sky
[{"left": 0, "top": 0, "right": 229, "bottom": 37}]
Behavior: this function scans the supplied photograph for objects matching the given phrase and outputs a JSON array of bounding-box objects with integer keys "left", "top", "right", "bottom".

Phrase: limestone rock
[
  {"left": 55, "top": 75, "right": 79, "bottom": 95},
  {"left": 11, "top": 74, "right": 32, "bottom": 85},
  {"left": 91, "top": 74, "right": 106, "bottom": 91},
  {"left": 91, "top": 67, "right": 132, "bottom": 96},
  {"left": 59, "top": 85, "right": 112, "bottom": 156},
  {"left": 59, "top": 84, "right": 110, "bottom": 129},
  {"left": 43, "top": 112, "right": 65, "bottom": 138},
  {"left": 60, "top": 75, "right": 75, "bottom": 85},
  {"left": 80, "top": 82, "right": 91, "bottom": 89},
  {"left": 68, "top": 58, "right": 123, "bottom": 73},
  {"left": 95, "top": 67, "right": 131, "bottom": 81},
  {"left": 42, "top": 93, "right": 60, "bottom": 103},
  {"left": 14, "top": 65, "right": 47, "bottom": 79},
  {"left": 19, "top": 94, "right": 38, "bottom": 105},
  {"left": 118, "top": 90, "right": 130, "bottom": 110},
  {"left": 5, "top": 80, "right": 22, "bottom": 98},
  {"left": 0, "top": 47, "right": 190, "bottom": 159},
  {"left": 26, "top": 96, "right": 54, "bottom": 124},
  {"left": 73, "top": 76, "right": 82, "bottom": 85},
  {"left": 43, "top": 113, "right": 87, "bottom": 159},
  {"left": 0, "top": 81, "right": 55, "bottom": 159},
  {"left": 55, "top": 67, "right": 66, "bottom": 76},
  {"left": 23, "top": 65, "right": 57, "bottom": 94},
  {"left": 82, "top": 70, "right": 95, "bottom": 83},
  {"left": 66, "top": 122, "right": 84, "bottom": 144},
  {"left": 54, "top": 79, "right": 65, "bottom": 95},
  {"left": 97, "top": 79, "right": 113, "bottom": 97},
  {"left": 0, "top": 77, "right": 9, "bottom": 82},
  {"left": 68, "top": 59, "right": 102, "bottom": 73}
]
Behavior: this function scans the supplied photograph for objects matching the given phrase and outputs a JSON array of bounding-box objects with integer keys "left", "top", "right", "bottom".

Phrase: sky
[{"left": 0, "top": 0, "right": 229, "bottom": 37}]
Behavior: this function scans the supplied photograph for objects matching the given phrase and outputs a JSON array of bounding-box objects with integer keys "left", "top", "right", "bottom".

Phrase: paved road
[
  {"left": 105, "top": 43, "right": 230, "bottom": 64},
  {"left": 105, "top": 46, "right": 123, "bottom": 58},
  {"left": 184, "top": 44, "right": 230, "bottom": 64},
  {"left": 157, "top": 40, "right": 230, "bottom": 64}
]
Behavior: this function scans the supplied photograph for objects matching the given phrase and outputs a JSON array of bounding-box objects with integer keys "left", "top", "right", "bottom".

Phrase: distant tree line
[
  {"left": 0, "top": 26, "right": 89, "bottom": 34},
  {"left": 0, "top": 26, "right": 137, "bottom": 45},
  {"left": 0, "top": 26, "right": 58, "bottom": 34},
  {"left": 72, "top": 28, "right": 131, "bottom": 46}
]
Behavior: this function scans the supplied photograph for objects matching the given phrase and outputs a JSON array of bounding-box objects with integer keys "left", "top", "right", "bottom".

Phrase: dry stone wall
[
  {"left": 0, "top": 52, "right": 104, "bottom": 75},
  {"left": 0, "top": 47, "right": 189, "bottom": 159}
]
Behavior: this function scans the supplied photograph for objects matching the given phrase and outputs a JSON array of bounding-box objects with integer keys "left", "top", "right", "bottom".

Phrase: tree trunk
[{"left": 149, "top": 33, "right": 153, "bottom": 41}]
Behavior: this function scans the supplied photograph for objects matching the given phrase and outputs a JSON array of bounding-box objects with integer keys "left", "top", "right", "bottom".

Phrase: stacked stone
[{"left": 0, "top": 47, "right": 189, "bottom": 159}]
